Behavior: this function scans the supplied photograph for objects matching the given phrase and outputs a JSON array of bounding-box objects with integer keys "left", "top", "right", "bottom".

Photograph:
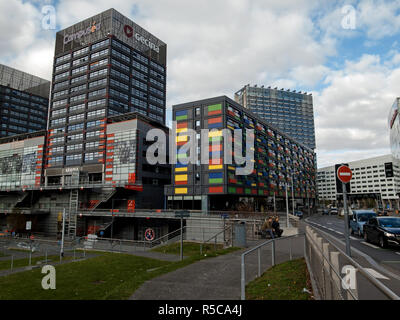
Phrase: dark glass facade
[
  {"left": 235, "top": 85, "right": 315, "bottom": 150},
  {"left": 48, "top": 8, "right": 166, "bottom": 168},
  {"left": 0, "top": 64, "right": 49, "bottom": 138}
]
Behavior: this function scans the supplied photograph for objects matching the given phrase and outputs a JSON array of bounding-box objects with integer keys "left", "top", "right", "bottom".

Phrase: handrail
[{"left": 241, "top": 233, "right": 304, "bottom": 300}]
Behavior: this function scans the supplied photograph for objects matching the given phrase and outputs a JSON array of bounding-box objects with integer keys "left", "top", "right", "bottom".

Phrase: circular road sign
[
  {"left": 337, "top": 165, "right": 352, "bottom": 184},
  {"left": 144, "top": 228, "right": 155, "bottom": 241}
]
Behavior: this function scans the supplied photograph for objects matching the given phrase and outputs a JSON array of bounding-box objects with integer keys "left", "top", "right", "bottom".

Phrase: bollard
[
  {"left": 10, "top": 255, "right": 13, "bottom": 272},
  {"left": 29, "top": 251, "right": 32, "bottom": 267},
  {"left": 289, "top": 238, "right": 293, "bottom": 261},
  {"left": 258, "top": 248, "right": 261, "bottom": 277}
]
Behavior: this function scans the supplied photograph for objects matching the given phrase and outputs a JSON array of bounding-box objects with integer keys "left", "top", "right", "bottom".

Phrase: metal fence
[
  {"left": 240, "top": 224, "right": 400, "bottom": 300},
  {"left": 0, "top": 236, "right": 87, "bottom": 274}
]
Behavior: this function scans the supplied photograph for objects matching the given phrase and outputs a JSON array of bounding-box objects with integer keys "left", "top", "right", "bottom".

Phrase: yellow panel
[
  {"left": 175, "top": 174, "right": 188, "bottom": 182},
  {"left": 175, "top": 188, "right": 188, "bottom": 194},
  {"left": 176, "top": 128, "right": 188, "bottom": 133},
  {"left": 208, "top": 130, "right": 222, "bottom": 137},
  {"left": 175, "top": 167, "right": 188, "bottom": 172},
  {"left": 176, "top": 135, "right": 188, "bottom": 142},
  {"left": 209, "top": 165, "right": 223, "bottom": 170}
]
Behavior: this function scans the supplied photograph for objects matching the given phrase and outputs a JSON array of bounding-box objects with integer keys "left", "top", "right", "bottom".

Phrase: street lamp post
[
  {"left": 291, "top": 173, "right": 295, "bottom": 215},
  {"left": 285, "top": 182, "right": 289, "bottom": 228}
]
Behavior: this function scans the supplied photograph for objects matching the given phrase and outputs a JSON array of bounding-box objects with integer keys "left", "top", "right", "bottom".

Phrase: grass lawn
[
  {"left": 246, "top": 258, "right": 313, "bottom": 300},
  {"left": 0, "top": 243, "right": 240, "bottom": 300},
  {"left": 151, "top": 241, "right": 238, "bottom": 257}
]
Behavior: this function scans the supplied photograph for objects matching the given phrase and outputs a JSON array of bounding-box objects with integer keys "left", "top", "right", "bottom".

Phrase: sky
[{"left": 1, "top": 0, "right": 400, "bottom": 168}]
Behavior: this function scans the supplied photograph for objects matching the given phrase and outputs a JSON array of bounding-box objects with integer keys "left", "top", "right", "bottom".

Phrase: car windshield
[
  {"left": 358, "top": 214, "right": 375, "bottom": 222},
  {"left": 378, "top": 218, "right": 400, "bottom": 228}
]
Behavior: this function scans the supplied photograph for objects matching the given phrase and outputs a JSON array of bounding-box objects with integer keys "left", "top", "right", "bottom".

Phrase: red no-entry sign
[{"left": 337, "top": 165, "right": 352, "bottom": 184}]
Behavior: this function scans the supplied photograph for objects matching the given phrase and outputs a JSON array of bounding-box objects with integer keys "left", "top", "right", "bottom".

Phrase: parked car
[
  {"left": 293, "top": 211, "right": 303, "bottom": 219},
  {"left": 329, "top": 207, "right": 338, "bottom": 215},
  {"left": 363, "top": 216, "right": 400, "bottom": 248},
  {"left": 349, "top": 210, "right": 376, "bottom": 237},
  {"left": 322, "top": 209, "right": 330, "bottom": 215}
]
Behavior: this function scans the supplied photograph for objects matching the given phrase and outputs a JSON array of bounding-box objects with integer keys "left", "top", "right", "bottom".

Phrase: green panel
[
  {"left": 209, "top": 178, "right": 223, "bottom": 184},
  {"left": 208, "top": 104, "right": 222, "bottom": 112},
  {"left": 176, "top": 115, "right": 188, "bottom": 121},
  {"left": 209, "top": 136, "right": 223, "bottom": 142},
  {"left": 245, "top": 188, "right": 251, "bottom": 195},
  {"left": 258, "top": 190, "right": 264, "bottom": 195},
  {"left": 228, "top": 187, "right": 236, "bottom": 194}
]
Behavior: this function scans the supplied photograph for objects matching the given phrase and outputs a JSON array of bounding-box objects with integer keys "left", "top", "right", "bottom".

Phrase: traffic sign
[
  {"left": 144, "top": 228, "right": 155, "bottom": 241},
  {"left": 337, "top": 165, "right": 352, "bottom": 184},
  {"left": 26, "top": 221, "right": 32, "bottom": 231}
]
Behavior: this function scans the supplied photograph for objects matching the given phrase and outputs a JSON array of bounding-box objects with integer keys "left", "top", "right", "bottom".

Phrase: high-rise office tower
[
  {"left": 0, "top": 64, "right": 49, "bottom": 137},
  {"left": 235, "top": 85, "right": 315, "bottom": 149},
  {"left": 48, "top": 8, "right": 167, "bottom": 169}
]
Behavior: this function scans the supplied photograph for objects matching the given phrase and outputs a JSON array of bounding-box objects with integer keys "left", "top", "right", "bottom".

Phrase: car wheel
[
  {"left": 364, "top": 231, "right": 369, "bottom": 243},
  {"left": 379, "top": 236, "right": 387, "bottom": 249}
]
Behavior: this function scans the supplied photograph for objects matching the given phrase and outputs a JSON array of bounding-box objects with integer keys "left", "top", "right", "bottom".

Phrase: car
[
  {"left": 363, "top": 216, "right": 400, "bottom": 248},
  {"left": 293, "top": 211, "right": 303, "bottom": 219},
  {"left": 329, "top": 207, "right": 338, "bottom": 215},
  {"left": 349, "top": 210, "right": 376, "bottom": 237},
  {"left": 322, "top": 209, "right": 330, "bottom": 215}
]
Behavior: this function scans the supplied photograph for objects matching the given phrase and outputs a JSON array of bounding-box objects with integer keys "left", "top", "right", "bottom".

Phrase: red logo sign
[
  {"left": 124, "top": 25, "right": 134, "bottom": 38},
  {"left": 337, "top": 165, "right": 352, "bottom": 184}
]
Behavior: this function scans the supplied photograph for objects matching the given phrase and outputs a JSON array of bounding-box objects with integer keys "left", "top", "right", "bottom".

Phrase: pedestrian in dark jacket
[{"left": 272, "top": 216, "right": 283, "bottom": 237}]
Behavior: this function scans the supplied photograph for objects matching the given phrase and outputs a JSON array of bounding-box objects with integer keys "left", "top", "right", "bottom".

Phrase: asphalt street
[{"left": 305, "top": 214, "right": 400, "bottom": 297}]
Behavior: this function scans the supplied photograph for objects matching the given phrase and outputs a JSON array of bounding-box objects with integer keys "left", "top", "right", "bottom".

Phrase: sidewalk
[{"left": 129, "top": 237, "right": 304, "bottom": 300}]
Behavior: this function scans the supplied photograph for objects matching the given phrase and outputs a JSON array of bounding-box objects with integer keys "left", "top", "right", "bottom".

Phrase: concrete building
[
  {"left": 0, "top": 9, "right": 172, "bottom": 240},
  {"left": 317, "top": 154, "right": 400, "bottom": 209},
  {"left": 234, "top": 85, "right": 315, "bottom": 149},
  {"left": 165, "top": 96, "right": 317, "bottom": 212},
  {"left": 0, "top": 64, "right": 49, "bottom": 137},
  {"left": 0, "top": 113, "right": 171, "bottom": 238}
]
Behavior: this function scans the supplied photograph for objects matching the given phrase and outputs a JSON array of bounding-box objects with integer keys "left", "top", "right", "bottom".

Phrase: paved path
[{"left": 130, "top": 237, "right": 304, "bottom": 300}]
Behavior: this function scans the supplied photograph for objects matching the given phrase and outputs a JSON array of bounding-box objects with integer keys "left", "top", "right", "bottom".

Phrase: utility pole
[
  {"left": 291, "top": 173, "right": 295, "bottom": 215},
  {"left": 285, "top": 182, "right": 290, "bottom": 228},
  {"left": 343, "top": 181, "right": 351, "bottom": 256},
  {"left": 60, "top": 208, "right": 65, "bottom": 258}
]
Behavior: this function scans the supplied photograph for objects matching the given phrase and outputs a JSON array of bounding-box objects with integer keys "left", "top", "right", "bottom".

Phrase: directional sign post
[{"left": 337, "top": 165, "right": 353, "bottom": 256}]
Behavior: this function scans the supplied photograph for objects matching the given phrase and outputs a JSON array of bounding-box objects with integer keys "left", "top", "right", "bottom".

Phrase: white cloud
[{"left": 314, "top": 53, "right": 400, "bottom": 167}]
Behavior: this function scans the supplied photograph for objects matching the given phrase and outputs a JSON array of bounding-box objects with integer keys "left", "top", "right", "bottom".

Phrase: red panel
[
  {"left": 208, "top": 116, "right": 222, "bottom": 124},
  {"left": 209, "top": 144, "right": 222, "bottom": 152},
  {"left": 209, "top": 186, "right": 224, "bottom": 193},
  {"left": 177, "top": 122, "right": 188, "bottom": 129}
]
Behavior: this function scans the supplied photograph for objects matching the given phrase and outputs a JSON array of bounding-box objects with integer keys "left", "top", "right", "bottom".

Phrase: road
[{"left": 306, "top": 214, "right": 400, "bottom": 297}]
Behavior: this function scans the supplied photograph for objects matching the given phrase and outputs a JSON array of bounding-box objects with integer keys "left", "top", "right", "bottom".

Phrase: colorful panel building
[{"left": 165, "top": 96, "right": 317, "bottom": 211}]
